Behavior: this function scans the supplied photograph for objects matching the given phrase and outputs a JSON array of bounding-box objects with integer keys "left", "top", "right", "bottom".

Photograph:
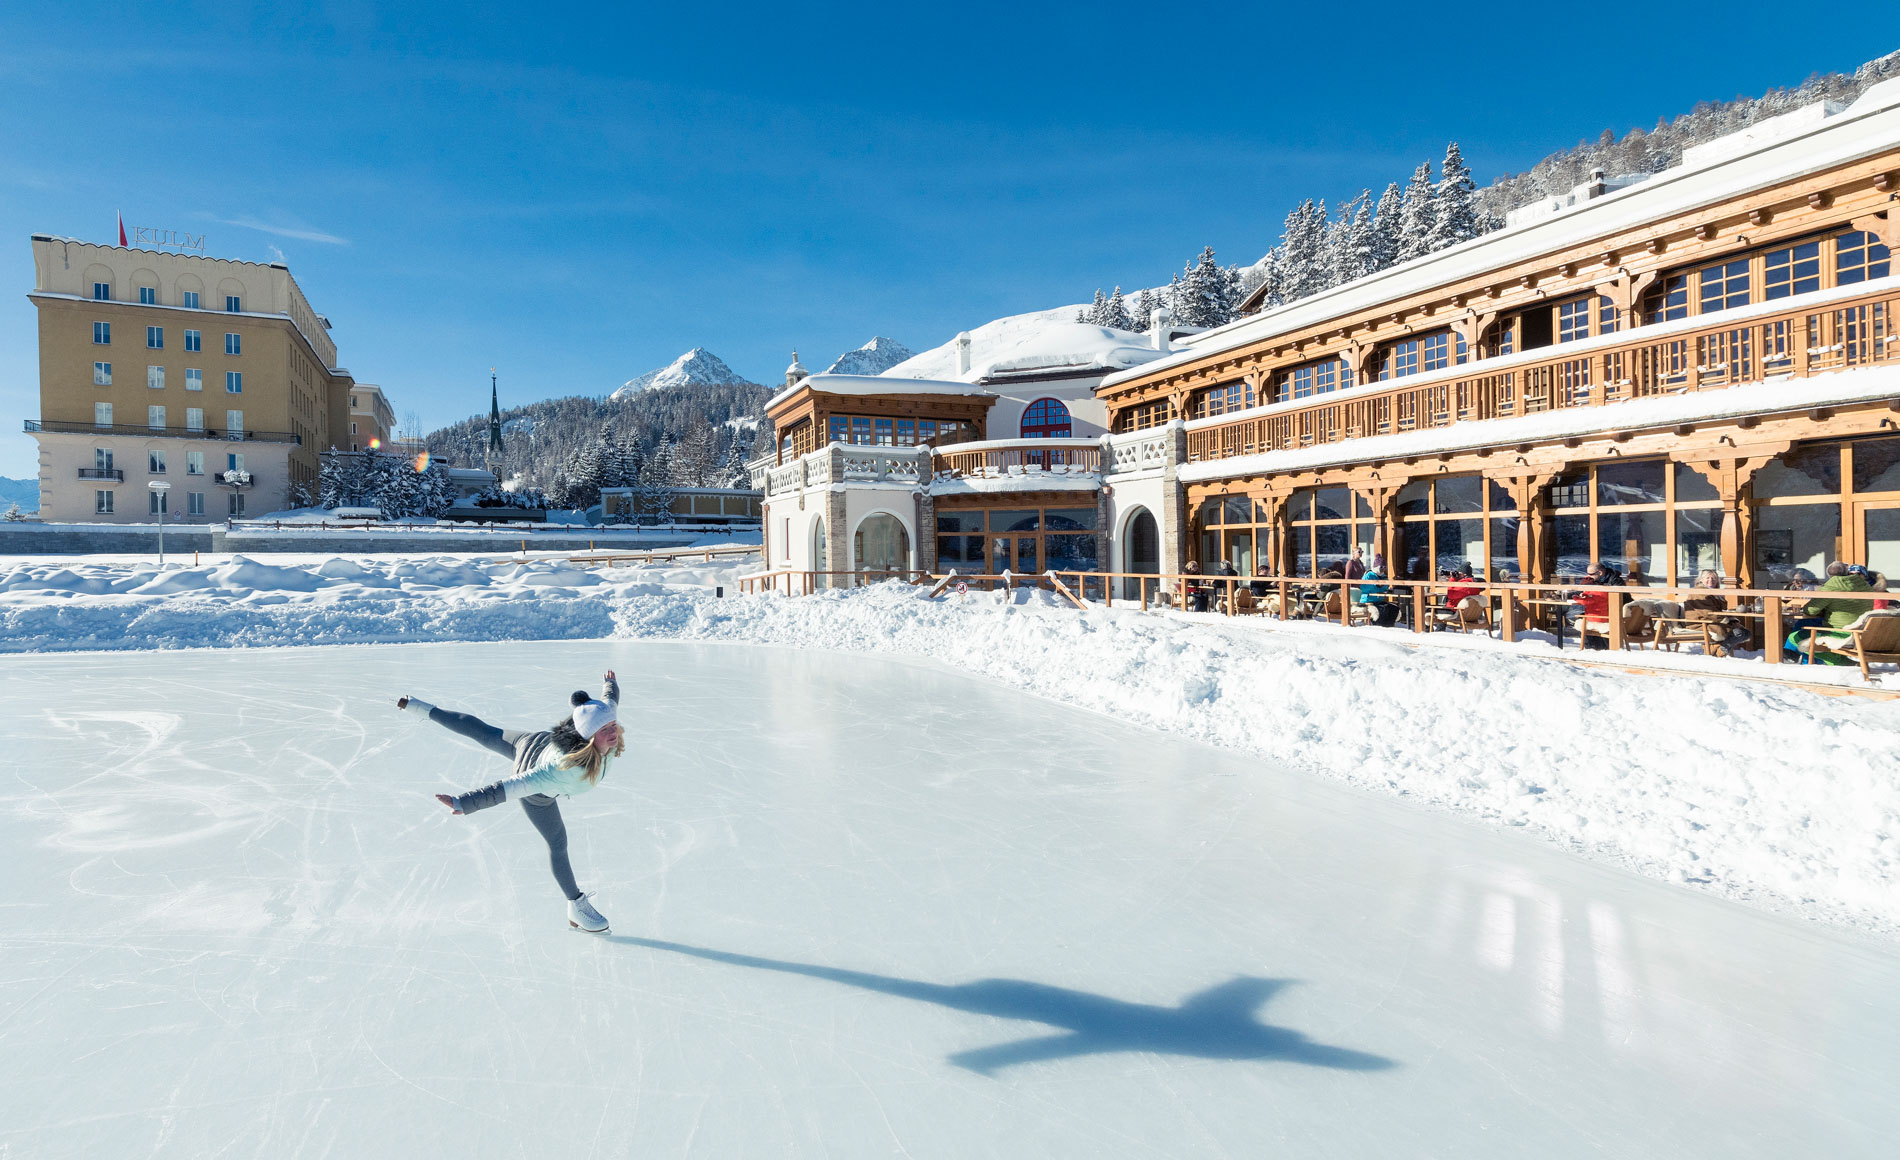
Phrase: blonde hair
[{"left": 556, "top": 730, "right": 624, "bottom": 785}]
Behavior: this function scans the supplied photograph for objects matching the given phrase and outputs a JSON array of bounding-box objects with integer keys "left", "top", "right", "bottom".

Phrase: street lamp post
[{"left": 148, "top": 480, "right": 172, "bottom": 565}]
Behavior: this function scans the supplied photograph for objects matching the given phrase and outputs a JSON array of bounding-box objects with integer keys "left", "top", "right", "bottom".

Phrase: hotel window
[
  {"left": 1116, "top": 398, "right": 1176, "bottom": 432},
  {"left": 1377, "top": 338, "right": 1421, "bottom": 381},
  {"left": 1641, "top": 274, "right": 1690, "bottom": 323},
  {"left": 93, "top": 321, "right": 111, "bottom": 344},
  {"left": 187, "top": 450, "right": 204, "bottom": 475},
  {"left": 875, "top": 418, "right": 894, "bottom": 445},
  {"left": 148, "top": 405, "right": 165, "bottom": 430},
  {"left": 1396, "top": 475, "right": 1523, "bottom": 581},
  {"left": 350, "top": 421, "right": 358, "bottom": 436},
  {"left": 1194, "top": 382, "right": 1251, "bottom": 419},
  {"left": 94, "top": 361, "right": 111, "bottom": 386},
  {"left": 1546, "top": 459, "right": 1723, "bottom": 583},
  {"left": 148, "top": 489, "right": 167, "bottom": 515},
  {"left": 96, "top": 490, "right": 114, "bottom": 514},
  {"left": 851, "top": 417, "right": 871, "bottom": 444},
  {"left": 224, "top": 332, "right": 241, "bottom": 355},
  {"left": 228, "top": 493, "right": 245, "bottom": 516},
  {"left": 1764, "top": 240, "right": 1822, "bottom": 300},
  {"left": 1421, "top": 331, "right": 1466, "bottom": 370},
  {"left": 184, "top": 329, "right": 201, "bottom": 352},
  {"left": 147, "top": 366, "right": 164, "bottom": 390},
  {"left": 895, "top": 419, "right": 917, "bottom": 445},
  {"left": 919, "top": 419, "right": 938, "bottom": 444},
  {"left": 225, "top": 295, "right": 242, "bottom": 313},
  {"left": 1275, "top": 357, "right": 1355, "bottom": 403},
  {"left": 1557, "top": 298, "right": 1594, "bottom": 344},
  {"left": 225, "top": 412, "right": 243, "bottom": 438},
  {"left": 1836, "top": 230, "right": 1891, "bottom": 285},
  {"left": 149, "top": 449, "right": 166, "bottom": 473},
  {"left": 139, "top": 287, "right": 157, "bottom": 305},
  {"left": 1598, "top": 295, "right": 1620, "bottom": 335},
  {"left": 182, "top": 291, "right": 199, "bottom": 309},
  {"left": 227, "top": 452, "right": 245, "bottom": 472},
  {"left": 188, "top": 491, "right": 205, "bottom": 516},
  {"left": 146, "top": 326, "right": 163, "bottom": 350},
  {"left": 94, "top": 402, "right": 113, "bottom": 426},
  {"left": 1699, "top": 258, "right": 1750, "bottom": 313},
  {"left": 186, "top": 407, "right": 203, "bottom": 431},
  {"left": 827, "top": 416, "right": 846, "bottom": 443},
  {"left": 185, "top": 368, "right": 202, "bottom": 391},
  {"left": 226, "top": 372, "right": 242, "bottom": 394},
  {"left": 95, "top": 448, "right": 114, "bottom": 471},
  {"left": 92, "top": 282, "right": 110, "bottom": 301}
]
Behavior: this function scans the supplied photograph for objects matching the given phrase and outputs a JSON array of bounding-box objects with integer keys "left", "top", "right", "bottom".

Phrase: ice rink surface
[{"left": 1, "top": 641, "right": 1896, "bottom": 1158}]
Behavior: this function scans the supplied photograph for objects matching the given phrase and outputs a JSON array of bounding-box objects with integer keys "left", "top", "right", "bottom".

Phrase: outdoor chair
[
  {"left": 1317, "top": 590, "right": 1372, "bottom": 626},
  {"left": 1581, "top": 603, "right": 1656, "bottom": 650},
  {"left": 1798, "top": 611, "right": 1900, "bottom": 680},
  {"left": 1651, "top": 618, "right": 1711, "bottom": 653},
  {"left": 1232, "top": 589, "right": 1268, "bottom": 616},
  {"left": 1433, "top": 595, "right": 1492, "bottom": 635}
]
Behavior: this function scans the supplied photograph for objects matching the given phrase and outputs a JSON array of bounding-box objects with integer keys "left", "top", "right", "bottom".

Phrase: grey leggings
[{"left": 429, "top": 707, "right": 582, "bottom": 901}]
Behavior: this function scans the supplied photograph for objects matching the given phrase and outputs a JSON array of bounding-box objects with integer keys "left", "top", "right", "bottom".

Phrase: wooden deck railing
[
  {"left": 1183, "top": 284, "right": 1900, "bottom": 464},
  {"left": 933, "top": 441, "right": 1102, "bottom": 477}
]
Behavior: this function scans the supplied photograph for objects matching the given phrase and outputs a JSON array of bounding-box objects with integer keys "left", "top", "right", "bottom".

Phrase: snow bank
[{"left": 3, "top": 555, "right": 1895, "bottom": 934}]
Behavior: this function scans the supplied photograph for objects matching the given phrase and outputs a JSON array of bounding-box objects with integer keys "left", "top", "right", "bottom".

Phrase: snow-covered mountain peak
[
  {"left": 824, "top": 336, "right": 914, "bottom": 376},
  {"left": 611, "top": 348, "right": 758, "bottom": 401}
]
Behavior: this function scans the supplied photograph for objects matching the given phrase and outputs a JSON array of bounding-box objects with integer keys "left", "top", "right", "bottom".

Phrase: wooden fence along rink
[{"left": 732, "top": 566, "right": 1896, "bottom": 672}]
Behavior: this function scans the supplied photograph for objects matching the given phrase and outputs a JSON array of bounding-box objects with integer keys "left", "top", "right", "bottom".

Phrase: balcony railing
[
  {"left": 932, "top": 438, "right": 1101, "bottom": 479},
  {"left": 1180, "top": 281, "right": 1900, "bottom": 466},
  {"left": 25, "top": 419, "right": 302, "bottom": 445},
  {"left": 76, "top": 467, "right": 123, "bottom": 481}
]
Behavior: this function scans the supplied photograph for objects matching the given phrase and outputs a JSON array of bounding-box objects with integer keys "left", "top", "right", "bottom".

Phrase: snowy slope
[
  {"left": 824, "top": 336, "right": 914, "bottom": 376},
  {"left": 610, "top": 348, "right": 760, "bottom": 400}
]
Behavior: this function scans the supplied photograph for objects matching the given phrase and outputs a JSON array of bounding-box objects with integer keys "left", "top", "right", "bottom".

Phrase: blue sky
[{"left": 1, "top": 2, "right": 1894, "bottom": 477}]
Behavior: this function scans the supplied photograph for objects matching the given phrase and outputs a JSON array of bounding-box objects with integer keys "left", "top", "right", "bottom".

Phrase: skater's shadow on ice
[{"left": 608, "top": 936, "right": 1396, "bottom": 1076}]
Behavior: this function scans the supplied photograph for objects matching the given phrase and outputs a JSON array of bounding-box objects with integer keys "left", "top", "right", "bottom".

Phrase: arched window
[{"left": 1020, "top": 398, "right": 1072, "bottom": 439}]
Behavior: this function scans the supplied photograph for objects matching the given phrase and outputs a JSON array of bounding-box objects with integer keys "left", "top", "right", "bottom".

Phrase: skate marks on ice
[{"left": 609, "top": 936, "right": 1395, "bottom": 1076}]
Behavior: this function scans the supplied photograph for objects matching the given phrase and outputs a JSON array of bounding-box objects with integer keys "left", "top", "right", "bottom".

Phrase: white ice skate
[{"left": 568, "top": 893, "right": 609, "bottom": 934}]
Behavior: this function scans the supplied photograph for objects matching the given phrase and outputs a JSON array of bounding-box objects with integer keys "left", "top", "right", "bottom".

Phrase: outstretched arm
[{"left": 602, "top": 670, "right": 619, "bottom": 706}]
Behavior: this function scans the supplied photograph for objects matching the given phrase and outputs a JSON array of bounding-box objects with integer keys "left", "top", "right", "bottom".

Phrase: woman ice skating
[{"left": 399, "top": 672, "right": 624, "bottom": 933}]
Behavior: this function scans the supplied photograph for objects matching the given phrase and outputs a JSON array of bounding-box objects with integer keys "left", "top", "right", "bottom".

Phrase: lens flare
[
  {"left": 368, "top": 437, "right": 382, "bottom": 451},
  {"left": 413, "top": 450, "right": 431, "bottom": 472}
]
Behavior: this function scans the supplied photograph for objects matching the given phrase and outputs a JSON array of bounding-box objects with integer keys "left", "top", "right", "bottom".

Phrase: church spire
[{"left": 486, "top": 368, "right": 504, "bottom": 460}]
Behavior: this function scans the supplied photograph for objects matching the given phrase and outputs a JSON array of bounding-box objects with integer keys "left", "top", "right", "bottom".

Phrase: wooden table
[{"left": 1522, "top": 599, "right": 1576, "bottom": 649}]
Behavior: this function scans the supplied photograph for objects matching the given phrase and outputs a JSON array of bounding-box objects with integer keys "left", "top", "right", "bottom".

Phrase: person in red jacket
[{"left": 1444, "top": 566, "right": 1482, "bottom": 608}]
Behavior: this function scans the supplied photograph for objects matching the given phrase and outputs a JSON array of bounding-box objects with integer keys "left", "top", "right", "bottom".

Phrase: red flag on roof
[{"left": 118, "top": 213, "right": 127, "bottom": 247}]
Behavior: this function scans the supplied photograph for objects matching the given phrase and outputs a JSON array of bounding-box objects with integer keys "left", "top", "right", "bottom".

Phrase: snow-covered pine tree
[
  {"left": 1133, "top": 288, "right": 1157, "bottom": 332},
  {"left": 639, "top": 438, "right": 680, "bottom": 523},
  {"left": 1250, "top": 249, "right": 1284, "bottom": 310},
  {"left": 618, "top": 432, "right": 645, "bottom": 491},
  {"left": 1427, "top": 141, "right": 1481, "bottom": 252},
  {"left": 1370, "top": 182, "right": 1403, "bottom": 272},
  {"left": 1102, "top": 286, "right": 1134, "bottom": 331},
  {"left": 677, "top": 425, "right": 717, "bottom": 486},
  {"left": 1397, "top": 161, "right": 1437, "bottom": 263},
  {"left": 1084, "top": 288, "right": 1109, "bottom": 325},
  {"left": 715, "top": 436, "right": 751, "bottom": 489},
  {"left": 2, "top": 503, "right": 24, "bottom": 521},
  {"left": 548, "top": 470, "right": 574, "bottom": 510},
  {"left": 1279, "top": 200, "right": 1330, "bottom": 301},
  {"left": 1330, "top": 192, "right": 1375, "bottom": 286},
  {"left": 1171, "top": 247, "right": 1232, "bottom": 327}
]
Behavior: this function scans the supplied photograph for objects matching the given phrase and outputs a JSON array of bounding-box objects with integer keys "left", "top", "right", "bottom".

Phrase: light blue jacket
[{"left": 454, "top": 676, "right": 619, "bottom": 813}]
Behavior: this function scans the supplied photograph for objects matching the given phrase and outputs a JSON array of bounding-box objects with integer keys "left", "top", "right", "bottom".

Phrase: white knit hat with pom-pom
[{"left": 570, "top": 691, "right": 617, "bottom": 739}]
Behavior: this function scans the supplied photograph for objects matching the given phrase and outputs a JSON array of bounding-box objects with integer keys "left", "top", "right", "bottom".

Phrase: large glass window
[
  {"left": 1642, "top": 273, "right": 1691, "bottom": 323},
  {"left": 1283, "top": 486, "right": 1375, "bottom": 576},
  {"left": 182, "top": 291, "right": 199, "bottom": 310},
  {"left": 936, "top": 506, "right": 1099, "bottom": 575},
  {"left": 184, "top": 329, "right": 201, "bottom": 352},
  {"left": 1545, "top": 459, "right": 1720, "bottom": 583},
  {"left": 94, "top": 361, "right": 111, "bottom": 385},
  {"left": 146, "top": 326, "right": 163, "bottom": 350},
  {"left": 1397, "top": 475, "right": 1520, "bottom": 579},
  {"left": 93, "top": 321, "right": 111, "bottom": 345},
  {"left": 1377, "top": 338, "right": 1421, "bottom": 381}
]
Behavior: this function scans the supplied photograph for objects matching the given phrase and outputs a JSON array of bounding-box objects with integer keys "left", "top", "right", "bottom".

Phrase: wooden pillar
[{"left": 1679, "top": 445, "right": 1788, "bottom": 586}]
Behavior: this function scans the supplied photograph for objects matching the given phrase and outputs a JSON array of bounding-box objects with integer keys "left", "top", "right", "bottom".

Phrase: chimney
[
  {"left": 1150, "top": 307, "right": 1173, "bottom": 352},
  {"left": 954, "top": 332, "right": 973, "bottom": 377}
]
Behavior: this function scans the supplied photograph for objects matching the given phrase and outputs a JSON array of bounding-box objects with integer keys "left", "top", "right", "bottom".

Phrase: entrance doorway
[
  {"left": 1124, "top": 508, "right": 1159, "bottom": 599},
  {"left": 854, "top": 513, "right": 911, "bottom": 576},
  {"left": 991, "top": 535, "right": 1038, "bottom": 576}
]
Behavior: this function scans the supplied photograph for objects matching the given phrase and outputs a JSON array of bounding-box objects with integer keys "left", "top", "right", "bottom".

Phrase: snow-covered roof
[
  {"left": 1177, "top": 362, "right": 1900, "bottom": 484},
  {"left": 969, "top": 322, "right": 1171, "bottom": 381},
  {"left": 1103, "top": 76, "right": 1900, "bottom": 392},
  {"left": 766, "top": 373, "right": 993, "bottom": 412}
]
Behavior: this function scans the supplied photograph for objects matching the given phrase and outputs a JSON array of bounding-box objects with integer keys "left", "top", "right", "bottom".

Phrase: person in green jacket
[{"left": 1786, "top": 563, "right": 1872, "bottom": 663}]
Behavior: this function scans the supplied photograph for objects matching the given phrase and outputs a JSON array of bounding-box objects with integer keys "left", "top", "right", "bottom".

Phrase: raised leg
[{"left": 425, "top": 707, "right": 519, "bottom": 761}]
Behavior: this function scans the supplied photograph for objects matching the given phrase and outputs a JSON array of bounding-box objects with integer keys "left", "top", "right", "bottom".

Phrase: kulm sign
[{"left": 130, "top": 226, "right": 206, "bottom": 253}]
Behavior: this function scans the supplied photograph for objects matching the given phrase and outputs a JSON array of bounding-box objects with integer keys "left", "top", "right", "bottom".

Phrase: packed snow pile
[
  {"left": 973, "top": 321, "right": 1171, "bottom": 378},
  {"left": 4, "top": 558, "right": 1896, "bottom": 934},
  {"left": 610, "top": 348, "right": 760, "bottom": 399},
  {"left": 824, "top": 336, "right": 914, "bottom": 376},
  {"left": 0, "top": 554, "right": 748, "bottom": 652},
  {"left": 884, "top": 304, "right": 1093, "bottom": 380}
]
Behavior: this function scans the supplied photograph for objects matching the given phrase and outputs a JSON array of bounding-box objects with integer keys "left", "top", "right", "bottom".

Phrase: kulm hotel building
[{"left": 757, "top": 79, "right": 1900, "bottom": 591}]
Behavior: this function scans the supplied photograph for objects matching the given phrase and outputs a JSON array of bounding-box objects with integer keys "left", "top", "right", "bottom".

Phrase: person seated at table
[
  {"left": 1684, "top": 568, "right": 1750, "bottom": 654},
  {"left": 1248, "top": 565, "right": 1272, "bottom": 597},
  {"left": 1182, "top": 560, "right": 1210, "bottom": 612},
  {"left": 1566, "top": 561, "right": 1623, "bottom": 649},
  {"left": 1787, "top": 561, "right": 1873, "bottom": 662},
  {"left": 1444, "top": 566, "right": 1482, "bottom": 608},
  {"left": 1356, "top": 554, "right": 1402, "bottom": 627}
]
